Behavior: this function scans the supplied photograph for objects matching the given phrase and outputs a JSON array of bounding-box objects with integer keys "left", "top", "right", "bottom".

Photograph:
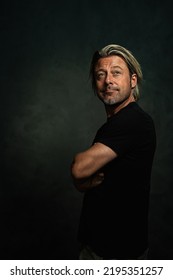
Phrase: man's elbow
[
  {"left": 70, "top": 163, "right": 86, "bottom": 192},
  {"left": 71, "top": 153, "right": 91, "bottom": 180},
  {"left": 71, "top": 161, "right": 85, "bottom": 180}
]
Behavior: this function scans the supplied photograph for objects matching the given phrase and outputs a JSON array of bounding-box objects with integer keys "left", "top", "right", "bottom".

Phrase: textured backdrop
[{"left": 1, "top": 0, "right": 173, "bottom": 259}]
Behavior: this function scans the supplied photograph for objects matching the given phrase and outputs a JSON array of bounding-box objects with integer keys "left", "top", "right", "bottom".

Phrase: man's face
[{"left": 94, "top": 55, "right": 137, "bottom": 106}]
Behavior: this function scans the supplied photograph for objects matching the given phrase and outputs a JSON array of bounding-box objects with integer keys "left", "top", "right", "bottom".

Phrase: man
[{"left": 71, "top": 44, "right": 156, "bottom": 259}]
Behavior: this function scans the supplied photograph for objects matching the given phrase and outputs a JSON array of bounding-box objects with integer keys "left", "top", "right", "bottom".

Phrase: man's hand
[
  {"left": 91, "top": 172, "right": 104, "bottom": 187},
  {"left": 73, "top": 172, "right": 104, "bottom": 192}
]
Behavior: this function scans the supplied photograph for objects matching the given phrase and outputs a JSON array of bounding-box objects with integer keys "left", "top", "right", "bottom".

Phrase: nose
[{"left": 105, "top": 73, "right": 113, "bottom": 85}]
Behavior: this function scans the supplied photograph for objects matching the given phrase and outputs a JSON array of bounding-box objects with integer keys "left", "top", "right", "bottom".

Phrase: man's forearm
[{"left": 71, "top": 143, "right": 117, "bottom": 180}]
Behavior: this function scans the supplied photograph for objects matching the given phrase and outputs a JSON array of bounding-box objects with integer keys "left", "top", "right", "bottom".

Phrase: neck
[{"left": 105, "top": 95, "right": 135, "bottom": 118}]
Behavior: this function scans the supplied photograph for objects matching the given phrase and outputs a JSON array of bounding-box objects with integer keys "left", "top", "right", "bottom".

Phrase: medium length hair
[{"left": 90, "top": 44, "right": 143, "bottom": 100}]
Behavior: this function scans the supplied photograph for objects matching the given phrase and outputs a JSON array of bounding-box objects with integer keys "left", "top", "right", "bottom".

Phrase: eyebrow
[
  {"left": 95, "top": 65, "right": 123, "bottom": 72},
  {"left": 111, "top": 66, "right": 123, "bottom": 70}
]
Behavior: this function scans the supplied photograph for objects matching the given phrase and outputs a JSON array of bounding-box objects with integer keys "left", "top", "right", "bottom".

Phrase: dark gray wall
[{"left": 1, "top": 0, "right": 173, "bottom": 259}]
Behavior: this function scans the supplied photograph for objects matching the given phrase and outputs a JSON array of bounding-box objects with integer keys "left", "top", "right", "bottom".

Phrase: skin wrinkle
[{"left": 95, "top": 56, "right": 137, "bottom": 116}]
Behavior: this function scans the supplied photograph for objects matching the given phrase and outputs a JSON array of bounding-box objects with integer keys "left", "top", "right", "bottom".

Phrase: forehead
[{"left": 95, "top": 55, "right": 128, "bottom": 70}]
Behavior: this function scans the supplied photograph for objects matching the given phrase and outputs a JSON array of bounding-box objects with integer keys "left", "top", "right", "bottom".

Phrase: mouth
[
  {"left": 101, "top": 86, "right": 119, "bottom": 94},
  {"left": 102, "top": 90, "right": 119, "bottom": 96},
  {"left": 102, "top": 92, "right": 113, "bottom": 98},
  {"left": 105, "top": 90, "right": 114, "bottom": 94}
]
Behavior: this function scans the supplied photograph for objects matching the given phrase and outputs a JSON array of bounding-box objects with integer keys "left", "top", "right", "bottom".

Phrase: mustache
[{"left": 100, "top": 85, "right": 119, "bottom": 92}]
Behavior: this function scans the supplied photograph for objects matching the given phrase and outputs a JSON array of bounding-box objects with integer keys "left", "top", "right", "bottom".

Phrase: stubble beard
[
  {"left": 98, "top": 90, "right": 130, "bottom": 107},
  {"left": 98, "top": 85, "right": 132, "bottom": 107},
  {"left": 101, "top": 96, "right": 119, "bottom": 106}
]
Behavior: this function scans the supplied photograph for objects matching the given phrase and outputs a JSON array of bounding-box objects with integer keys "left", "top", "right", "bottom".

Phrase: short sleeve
[{"left": 93, "top": 114, "right": 138, "bottom": 157}]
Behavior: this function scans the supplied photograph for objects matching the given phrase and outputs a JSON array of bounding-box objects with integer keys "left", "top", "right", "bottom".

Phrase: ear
[{"left": 131, "top": 74, "right": 137, "bottom": 89}]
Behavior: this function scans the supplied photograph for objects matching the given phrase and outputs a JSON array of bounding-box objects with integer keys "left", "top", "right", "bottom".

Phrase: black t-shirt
[{"left": 78, "top": 102, "right": 156, "bottom": 259}]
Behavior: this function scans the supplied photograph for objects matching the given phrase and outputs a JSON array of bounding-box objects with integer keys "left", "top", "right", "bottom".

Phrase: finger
[
  {"left": 97, "top": 172, "right": 104, "bottom": 177},
  {"left": 93, "top": 174, "right": 104, "bottom": 186}
]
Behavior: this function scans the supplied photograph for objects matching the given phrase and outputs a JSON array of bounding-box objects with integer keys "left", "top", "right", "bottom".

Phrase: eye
[
  {"left": 112, "top": 70, "right": 121, "bottom": 76},
  {"left": 96, "top": 72, "right": 105, "bottom": 80}
]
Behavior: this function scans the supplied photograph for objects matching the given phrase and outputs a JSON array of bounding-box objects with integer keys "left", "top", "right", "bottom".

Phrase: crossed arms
[{"left": 71, "top": 142, "right": 117, "bottom": 192}]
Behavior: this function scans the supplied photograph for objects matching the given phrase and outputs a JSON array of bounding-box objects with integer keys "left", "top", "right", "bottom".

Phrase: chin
[{"left": 103, "top": 99, "right": 118, "bottom": 106}]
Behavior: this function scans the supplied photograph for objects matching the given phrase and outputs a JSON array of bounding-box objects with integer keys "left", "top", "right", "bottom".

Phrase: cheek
[
  {"left": 120, "top": 78, "right": 131, "bottom": 88},
  {"left": 95, "top": 81, "right": 103, "bottom": 90}
]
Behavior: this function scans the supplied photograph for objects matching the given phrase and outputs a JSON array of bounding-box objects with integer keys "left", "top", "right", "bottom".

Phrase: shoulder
[
  {"left": 95, "top": 102, "right": 155, "bottom": 140},
  {"left": 116, "top": 102, "right": 155, "bottom": 130}
]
